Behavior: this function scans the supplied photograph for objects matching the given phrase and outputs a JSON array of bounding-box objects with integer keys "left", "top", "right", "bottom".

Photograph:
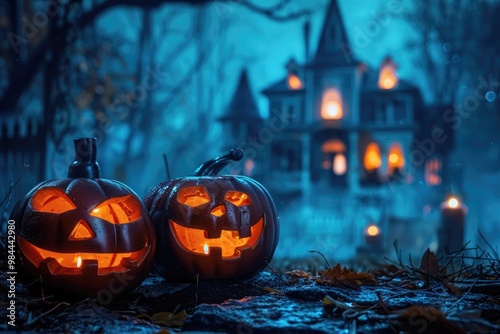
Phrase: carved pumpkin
[
  {"left": 10, "top": 138, "right": 155, "bottom": 298},
  {"left": 144, "top": 149, "right": 279, "bottom": 280}
]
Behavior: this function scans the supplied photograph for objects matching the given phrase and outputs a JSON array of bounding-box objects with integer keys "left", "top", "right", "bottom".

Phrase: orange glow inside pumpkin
[
  {"left": 69, "top": 220, "right": 95, "bottom": 240},
  {"left": 170, "top": 217, "right": 264, "bottom": 258},
  {"left": 178, "top": 186, "right": 211, "bottom": 207},
  {"left": 364, "top": 142, "right": 382, "bottom": 171},
  {"left": 90, "top": 195, "right": 143, "bottom": 224},
  {"left": 225, "top": 191, "right": 252, "bottom": 206},
  {"left": 18, "top": 236, "right": 150, "bottom": 275},
  {"left": 31, "top": 188, "right": 76, "bottom": 213},
  {"left": 31, "top": 188, "right": 143, "bottom": 225}
]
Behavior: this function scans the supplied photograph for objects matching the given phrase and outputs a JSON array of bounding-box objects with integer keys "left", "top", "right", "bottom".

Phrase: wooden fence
[{"left": 0, "top": 116, "right": 46, "bottom": 209}]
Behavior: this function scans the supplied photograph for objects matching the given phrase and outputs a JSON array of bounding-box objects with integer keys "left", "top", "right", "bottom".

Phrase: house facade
[{"left": 219, "top": 0, "right": 456, "bottom": 258}]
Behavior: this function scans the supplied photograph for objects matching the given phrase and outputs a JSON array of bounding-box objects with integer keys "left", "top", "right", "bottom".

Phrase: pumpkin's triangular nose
[
  {"left": 210, "top": 205, "right": 226, "bottom": 217},
  {"left": 69, "top": 220, "right": 95, "bottom": 240}
]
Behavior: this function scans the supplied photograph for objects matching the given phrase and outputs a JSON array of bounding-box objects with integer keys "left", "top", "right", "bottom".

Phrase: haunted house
[{"left": 219, "top": 0, "right": 455, "bottom": 257}]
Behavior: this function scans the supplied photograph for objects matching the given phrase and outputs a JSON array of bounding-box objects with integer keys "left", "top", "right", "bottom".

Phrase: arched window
[
  {"left": 333, "top": 154, "right": 347, "bottom": 175},
  {"left": 321, "top": 88, "right": 343, "bottom": 120},
  {"left": 425, "top": 158, "right": 441, "bottom": 185},
  {"left": 363, "top": 142, "right": 381, "bottom": 172},
  {"left": 321, "top": 140, "right": 346, "bottom": 175},
  {"left": 378, "top": 58, "right": 398, "bottom": 90},
  {"left": 388, "top": 143, "right": 405, "bottom": 174}
]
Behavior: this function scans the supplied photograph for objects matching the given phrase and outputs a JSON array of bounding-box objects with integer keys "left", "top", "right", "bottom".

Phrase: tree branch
[{"left": 0, "top": 0, "right": 314, "bottom": 113}]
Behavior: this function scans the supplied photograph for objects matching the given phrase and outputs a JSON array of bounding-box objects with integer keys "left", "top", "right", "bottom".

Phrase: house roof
[
  {"left": 219, "top": 70, "right": 263, "bottom": 121},
  {"left": 262, "top": 78, "right": 306, "bottom": 95},
  {"left": 306, "top": 0, "right": 360, "bottom": 68},
  {"left": 361, "top": 65, "right": 420, "bottom": 94}
]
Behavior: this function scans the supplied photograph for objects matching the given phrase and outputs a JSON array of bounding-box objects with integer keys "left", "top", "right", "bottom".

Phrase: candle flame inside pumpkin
[{"left": 170, "top": 217, "right": 264, "bottom": 258}]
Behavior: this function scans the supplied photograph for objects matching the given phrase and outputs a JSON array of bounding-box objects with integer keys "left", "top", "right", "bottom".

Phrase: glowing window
[
  {"left": 425, "top": 158, "right": 441, "bottom": 186},
  {"left": 333, "top": 154, "right": 347, "bottom": 175},
  {"left": 364, "top": 142, "right": 381, "bottom": 171},
  {"left": 321, "top": 140, "right": 346, "bottom": 153},
  {"left": 321, "top": 88, "right": 343, "bottom": 120},
  {"left": 378, "top": 58, "right": 398, "bottom": 90},
  {"left": 288, "top": 74, "right": 303, "bottom": 90},
  {"left": 388, "top": 143, "right": 405, "bottom": 174},
  {"left": 244, "top": 159, "right": 255, "bottom": 176}
]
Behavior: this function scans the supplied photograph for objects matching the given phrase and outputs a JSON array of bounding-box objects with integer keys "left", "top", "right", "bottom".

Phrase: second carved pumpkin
[{"left": 144, "top": 149, "right": 279, "bottom": 280}]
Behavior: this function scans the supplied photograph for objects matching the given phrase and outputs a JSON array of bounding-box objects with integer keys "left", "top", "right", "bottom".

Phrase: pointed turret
[
  {"left": 219, "top": 70, "right": 262, "bottom": 122},
  {"left": 308, "top": 0, "right": 358, "bottom": 67}
]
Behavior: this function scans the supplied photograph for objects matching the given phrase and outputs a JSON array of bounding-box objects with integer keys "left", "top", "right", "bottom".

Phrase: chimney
[{"left": 303, "top": 20, "right": 310, "bottom": 62}]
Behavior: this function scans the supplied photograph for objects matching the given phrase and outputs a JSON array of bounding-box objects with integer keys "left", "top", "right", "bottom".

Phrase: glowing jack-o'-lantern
[
  {"left": 144, "top": 149, "right": 279, "bottom": 280},
  {"left": 10, "top": 138, "right": 155, "bottom": 297}
]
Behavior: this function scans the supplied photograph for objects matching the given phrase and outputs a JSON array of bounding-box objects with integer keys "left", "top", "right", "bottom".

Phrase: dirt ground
[{"left": 1, "top": 251, "right": 500, "bottom": 334}]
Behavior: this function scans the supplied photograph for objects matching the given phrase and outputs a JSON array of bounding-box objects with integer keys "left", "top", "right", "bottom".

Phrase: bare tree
[
  {"left": 398, "top": 0, "right": 500, "bottom": 170},
  {"left": 0, "top": 0, "right": 316, "bottom": 183}
]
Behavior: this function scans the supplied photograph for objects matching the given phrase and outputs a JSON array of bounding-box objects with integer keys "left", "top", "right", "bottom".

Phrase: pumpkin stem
[
  {"left": 68, "top": 138, "right": 101, "bottom": 178},
  {"left": 193, "top": 149, "right": 243, "bottom": 176}
]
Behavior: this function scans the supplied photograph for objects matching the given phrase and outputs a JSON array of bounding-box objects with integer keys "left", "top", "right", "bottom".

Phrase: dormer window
[
  {"left": 321, "top": 88, "right": 343, "bottom": 120},
  {"left": 378, "top": 57, "right": 398, "bottom": 90},
  {"left": 288, "top": 73, "right": 303, "bottom": 90}
]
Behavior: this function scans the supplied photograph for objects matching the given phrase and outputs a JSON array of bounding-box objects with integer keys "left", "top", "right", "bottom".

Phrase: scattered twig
[
  {"left": 163, "top": 153, "right": 171, "bottom": 179},
  {"left": 25, "top": 302, "right": 70, "bottom": 326},
  {"left": 478, "top": 229, "right": 499, "bottom": 260},
  {"left": 308, "top": 250, "right": 331, "bottom": 269},
  {"left": 444, "top": 275, "right": 481, "bottom": 313},
  {"left": 376, "top": 291, "right": 389, "bottom": 315},
  {"left": 265, "top": 260, "right": 291, "bottom": 286}
]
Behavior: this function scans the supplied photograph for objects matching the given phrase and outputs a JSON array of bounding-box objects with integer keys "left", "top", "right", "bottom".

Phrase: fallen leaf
[
  {"left": 371, "top": 269, "right": 390, "bottom": 277},
  {"left": 151, "top": 310, "right": 188, "bottom": 328},
  {"left": 398, "top": 306, "right": 466, "bottom": 334},
  {"left": 380, "top": 264, "right": 401, "bottom": 273},
  {"left": 322, "top": 295, "right": 349, "bottom": 309},
  {"left": 419, "top": 248, "right": 440, "bottom": 278},
  {"left": 444, "top": 282, "right": 462, "bottom": 296},
  {"left": 286, "top": 269, "right": 312, "bottom": 279},
  {"left": 315, "top": 264, "right": 377, "bottom": 289}
]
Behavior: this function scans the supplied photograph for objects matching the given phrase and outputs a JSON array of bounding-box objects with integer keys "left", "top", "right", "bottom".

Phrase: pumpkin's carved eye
[
  {"left": 225, "top": 191, "right": 252, "bottom": 206},
  {"left": 90, "top": 195, "right": 142, "bottom": 224},
  {"left": 31, "top": 188, "right": 76, "bottom": 213},
  {"left": 178, "top": 186, "right": 210, "bottom": 207}
]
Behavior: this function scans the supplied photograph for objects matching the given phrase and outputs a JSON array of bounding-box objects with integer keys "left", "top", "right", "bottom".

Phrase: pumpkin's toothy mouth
[
  {"left": 169, "top": 217, "right": 264, "bottom": 258},
  {"left": 18, "top": 236, "right": 150, "bottom": 275}
]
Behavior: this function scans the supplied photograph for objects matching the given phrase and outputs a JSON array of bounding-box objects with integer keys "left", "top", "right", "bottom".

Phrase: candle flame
[
  {"left": 367, "top": 225, "right": 380, "bottom": 236},
  {"left": 76, "top": 256, "right": 82, "bottom": 268},
  {"left": 447, "top": 197, "right": 459, "bottom": 209},
  {"left": 203, "top": 244, "right": 209, "bottom": 255}
]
